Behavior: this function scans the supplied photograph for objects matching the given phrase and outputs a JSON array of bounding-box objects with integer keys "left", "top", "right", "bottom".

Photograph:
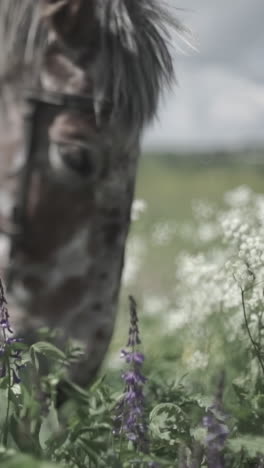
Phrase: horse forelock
[{"left": 0, "top": 0, "right": 189, "bottom": 131}]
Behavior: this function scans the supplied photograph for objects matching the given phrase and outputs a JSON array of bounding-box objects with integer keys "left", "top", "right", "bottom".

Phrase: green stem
[
  {"left": 241, "top": 288, "right": 264, "bottom": 376},
  {"left": 3, "top": 332, "right": 12, "bottom": 446}
]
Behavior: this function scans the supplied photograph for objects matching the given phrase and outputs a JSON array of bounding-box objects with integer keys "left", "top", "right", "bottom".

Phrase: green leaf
[
  {"left": 149, "top": 403, "right": 188, "bottom": 442},
  {"left": 192, "top": 394, "right": 214, "bottom": 411},
  {"left": 30, "top": 342, "right": 66, "bottom": 361},
  {"left": 0, "top": 376, "right": 9, "bottom": 389},
  {"left": 228, "top": 435, "right": 264, "bottom": 457},
  {"left": 9, "top": 387, "right": 22, "bottom": 411},
  {"left": 190, "top": 426, "right": 207, "bottom": 445},
  {"left": 150, "top": 403, "right": 187, "bottom": 421},
  {"left": 29, "top": 347, "right": 39, "bottom": 373},
  {"left": 74, "top": 438, "right": 102, "bottom": 465},
  {"left": 57, "top": 379, "right": 89, "bottom": 403},
  {"left": 39, "top": 404, "right": 60, "bottom": 450},
  {"left": 9, "top": 415, "right": 42, "bottom": 456},
  {"left": 71, "top": 423, "right": 111, "bottom": 440},
  {"left": 89, "top": 375, "right": 106, "bottom": 392},
  {"left": 8, "top": 342, "right": 28, "bottom": 353},
  {"left": 150, "top": 411, "right": 172, "bottom": 440},
  {"left": 0, "top": 451, "right": 61, "bottom": 467}
]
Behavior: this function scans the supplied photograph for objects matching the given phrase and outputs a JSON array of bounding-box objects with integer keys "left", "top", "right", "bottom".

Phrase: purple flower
[
  {"left": 122, "top": 370, "right": 147, "bottom": 385},
  {"left": 113, "top": 296, "right": 149, "bottom": 453},
  {"left": 0, "top": 280, "right": 13, "bottom": 335},
  {"left": 121, "top": 350, "right": 145, "bottom": 364},
  {"left": 203, "top": 373, "right": 229, "bottom": 468},
  {"left": 203, "top": 408, "right": 229, "bottom": 451},
  {"left": 0, "top": 279, "right": 24, "bottom": 386}
]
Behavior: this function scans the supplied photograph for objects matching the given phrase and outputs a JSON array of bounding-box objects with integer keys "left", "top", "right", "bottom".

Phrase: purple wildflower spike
[
  {"left": 0, "top": 279, "right": 24, "bottom": 385},
  {"left": 0, "top": 280, "right": 13, "bottom": 334},
  {"left": 113, "top": 296, "right": 149, "bottom": 453},
  {"left": 203, "top": 373, "right": 229, "bottom": 468}
]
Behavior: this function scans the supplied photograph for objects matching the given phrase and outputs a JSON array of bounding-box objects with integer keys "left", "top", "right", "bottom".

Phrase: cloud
[
  {"left": 144, "top": 0, "right": 264, "bottom": 149},
  {"left": 144, "top": 66, "right": 264, "bottom": 149}
]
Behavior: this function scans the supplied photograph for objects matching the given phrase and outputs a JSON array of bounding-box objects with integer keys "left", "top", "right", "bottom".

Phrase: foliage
[{"left": 2, "top": 175, "right": 264, "bottom": 466}]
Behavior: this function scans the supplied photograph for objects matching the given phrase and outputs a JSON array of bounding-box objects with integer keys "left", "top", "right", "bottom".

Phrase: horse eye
[
  {"left": 58, "top": 144, "right": 95, "bottom": 176},
  {"left": 49, "top": 142, "right": 97, "bottom": 179}
]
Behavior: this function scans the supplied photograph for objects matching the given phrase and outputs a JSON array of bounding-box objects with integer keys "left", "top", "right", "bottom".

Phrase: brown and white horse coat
[{"left": 0, "top": 0, "right": 185, "bottom": 386}]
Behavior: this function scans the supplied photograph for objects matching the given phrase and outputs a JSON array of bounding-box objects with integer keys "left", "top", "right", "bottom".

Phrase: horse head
[{"left": 0, "top": 0, "right": 185, "bottom": 388}]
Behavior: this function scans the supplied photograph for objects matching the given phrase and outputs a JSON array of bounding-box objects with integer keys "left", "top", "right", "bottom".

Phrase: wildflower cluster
[
  {"left": 131, "top": 199, "right": 148, "bottom": 222},
  {"left": 221, "top": 186, "right": 264, "bottom": 285},
  {"left": 161, "top": 187, "right": 264, "bottom": 359},
  {"left": 114, "top": 296, "right": 149, "bottom": 453},
  {"left": 0, "top": 279, "right": 23, "bottom": 385}
]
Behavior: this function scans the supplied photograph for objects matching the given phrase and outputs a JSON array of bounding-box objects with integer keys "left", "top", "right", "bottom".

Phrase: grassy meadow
[
  {"left": 2, "top": 150, "right": 264, "bottom": 467},
  {"left": 130, "top": 152, "right": 264, "bottom": 290},
  {"left": 109, "top": 151, "right": 264, "bottom": 389}
]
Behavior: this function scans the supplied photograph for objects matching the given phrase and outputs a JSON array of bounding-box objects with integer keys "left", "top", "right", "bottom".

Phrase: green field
[
  {"left": 3, "top": 152, "right": 264, "bottom": 467},
  {"left": 132, "top": 154, "right": 264, "bottom": 293},
  {"left": 108, "top": 152, "right": 264, "bottom": 388}
]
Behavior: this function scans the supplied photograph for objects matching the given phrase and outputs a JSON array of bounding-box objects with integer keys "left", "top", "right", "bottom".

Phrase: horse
[{"left": 0, "top": 0, "right": 185, "bottom": 388}]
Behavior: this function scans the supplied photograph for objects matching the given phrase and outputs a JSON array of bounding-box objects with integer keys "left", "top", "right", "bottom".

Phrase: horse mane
[
  {"left": 0, "top": 1, "right": 46, "bottom": 87},
  {"left": 0, "top": 0, "right": 190, "bottom": 131}
]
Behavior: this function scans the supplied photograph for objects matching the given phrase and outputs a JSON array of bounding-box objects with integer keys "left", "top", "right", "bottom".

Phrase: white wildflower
[
  {"left": 143, "top": 295, "right": 169, "bottom": 316},
  {"left": 151, "top": 221, "right": 177, "bottom": 246},
  {"left": 224, "top": 185, "right": 253, "bottom": 207},
  {"left": 131, "top": 198, "right": 148, "bottom": 221},
  {"left": 186, "top": 350, "right": 209, "bottom": 370},
  {"left": 168, "top": 185, "right": 264, "bottom": 344}
]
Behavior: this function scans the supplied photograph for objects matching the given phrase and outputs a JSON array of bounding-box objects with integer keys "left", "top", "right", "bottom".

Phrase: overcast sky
[{"left": 143, "top": 0, "right": 264, "bottom": 150}]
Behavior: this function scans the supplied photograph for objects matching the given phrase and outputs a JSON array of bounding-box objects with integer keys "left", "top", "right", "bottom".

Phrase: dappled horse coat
[{"left": 0, "top": 0, "right": 185, "bottom": 387}]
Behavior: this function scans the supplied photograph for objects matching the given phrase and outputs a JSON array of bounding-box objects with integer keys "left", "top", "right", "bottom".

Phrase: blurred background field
[
  {"left": 104, "top": 0, "right": 264, "bottom": 415},
  {"left": 107, "top": 150, "right": 264, "bottom": 395},
  {"left": 126, "top": 149, "right": 264, "bottom": 294}
]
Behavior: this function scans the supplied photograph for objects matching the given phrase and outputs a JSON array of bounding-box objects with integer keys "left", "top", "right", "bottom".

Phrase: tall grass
[{"left": 2, "top": 158, "right": 264, "bottom": 466}]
